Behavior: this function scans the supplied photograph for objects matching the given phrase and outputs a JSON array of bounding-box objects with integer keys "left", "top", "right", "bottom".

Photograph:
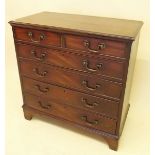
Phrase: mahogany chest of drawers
[{"left": 9, "top": 12, "right": 143, "bottom": 150}]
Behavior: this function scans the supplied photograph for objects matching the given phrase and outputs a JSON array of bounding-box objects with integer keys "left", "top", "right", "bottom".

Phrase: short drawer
[
  {"left": 19, "top": 59, "right": 123, "bottom": 100},
  {"left": 64, "top": 34, "right": 127, "bottom": 58},
  {"left": 16, "top": 43, "right": 125, "bottom": 81},
  {"left": 24, "top": 93, "right": 117, "bottom": 134},
  {"left": 22, "top": 77, "right": 119, "bottom": 118},
  {"left": 13, "top": 27, "right": 61, "bottom": 46}
]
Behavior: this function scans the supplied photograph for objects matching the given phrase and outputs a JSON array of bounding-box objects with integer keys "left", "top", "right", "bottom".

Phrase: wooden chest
[{"left": 9, "top": 12, "right": 143, "bottom": 150}]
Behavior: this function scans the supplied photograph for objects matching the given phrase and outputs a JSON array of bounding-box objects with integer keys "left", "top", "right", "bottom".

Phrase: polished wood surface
[
  {"left": 10, "top": 12, "right": 143, "bottom": 40},
  {"left": 16, "top": 43, "right": 125, "bottom": 81},
  {"left": 9, "top": 12, "right": 142, "bottom": 151},
  {"left": 24, "top": 93, "right": 117, "bottom": 134},
  {"left": 64, "top": 34, "right": 127, "bottom": 58},
  {"left": 19, "top": 59, "right": 123, "bottom": 100},
  {"left": 14, "top": 27, "right": 61, "bottom": 46},
  {"left": 22, "top": 77, "right": 119, "bottom": 118}
]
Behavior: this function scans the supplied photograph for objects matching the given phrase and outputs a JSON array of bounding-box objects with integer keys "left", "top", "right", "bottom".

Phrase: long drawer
[
  {"left": 16, "top": 43, "right": 125, "bottom": 81},
  {"left": 24, "top": 93, "right": 117, "bottom": 134},
  {"left": 22, "top": 77, "right": 119, "bottom": 118},
  {"left": 19, "top": 59, "right": 123, "bottom": 100}
]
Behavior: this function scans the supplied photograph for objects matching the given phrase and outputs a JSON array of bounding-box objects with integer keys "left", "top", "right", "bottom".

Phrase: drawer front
[
  {"left": 16, "top": 43, "right": 125, "bottom": 81},
  {"left": 19, "top": 60, "right": 122, "bottom": 100},
  {"left": 13, "top": 27, "right": 61, "bottom": 46},
  {"left": 22, "top": 77, "right": 119, "bottom": 118},
  {"left": 24, "top": 93, "right": 117, "bottom": 134},
  {"left": 65, "top": 34, "right": 127, "bottom": 58}
]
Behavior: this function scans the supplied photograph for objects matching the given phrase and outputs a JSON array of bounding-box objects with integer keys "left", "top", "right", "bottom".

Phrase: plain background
[{"left": 6, "top": 0, "right": 149, "bottom": 155}]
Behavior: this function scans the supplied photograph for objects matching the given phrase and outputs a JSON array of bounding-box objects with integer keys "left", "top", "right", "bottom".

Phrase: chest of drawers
[{"left": 9, "top": 12, "right": 143, "bottom": 151}]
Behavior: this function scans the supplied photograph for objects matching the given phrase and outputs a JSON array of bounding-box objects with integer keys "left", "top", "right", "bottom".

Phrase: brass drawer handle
[
  {"left": 31, "top": 50, "right": 46, "bottom": 61},
  {"left": 28, "top": 31, "right": 45, "bottom": 43},
  {"left": 33, "top": 68, "right": 48, "bottom": 77},
  {"left": 38, "top": 101, "right": 51, "bottom": 109},
  {"left": 81, "top": 98, "right": 99, "bottom": 108},
  {"left": 81, "top": 116, "right": 99, "bottom": 126},
  {"left": 82, "top": 80, "right": 101, "bottom": 91},
  {"left": 82, "top": 60, "right": 103, "bottom": 72},
  {"left": 35, "top": 84, "right": 49, "bottom": 93},
  {"left": 83, "top": 40, "right": 105, "bottom": 53}
]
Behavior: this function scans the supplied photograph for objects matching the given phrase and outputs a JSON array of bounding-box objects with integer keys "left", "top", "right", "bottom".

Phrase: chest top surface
[{"left": 10, "top": 11, "right": 143, "bottom": 40}]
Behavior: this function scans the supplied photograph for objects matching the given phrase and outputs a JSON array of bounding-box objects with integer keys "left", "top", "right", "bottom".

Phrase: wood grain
[
  {"left": 9, "top": 12, "right": 143, "bottom": 40},
  {"left": 9, "top": 12, "right": 142, "bottom": 150},
  {"left": 19, "top": 59, "right": 123, "bottom": 100},
  {"left": 16, "top": 43, "right": 125, "bottom": 81},
  {"left": 22, "top": 77, "right": 119, "bottom": 118},
  {"left": 64, "top": 34, "right": 127, "bottom": 58},
  {"left": 24, "top": 93, "right": 117, "bottom": 134}
]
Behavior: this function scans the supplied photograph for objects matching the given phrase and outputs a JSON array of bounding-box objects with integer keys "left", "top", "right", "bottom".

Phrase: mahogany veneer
[{"left": 9, "top": 12, "right": 143, "bottom": 151}]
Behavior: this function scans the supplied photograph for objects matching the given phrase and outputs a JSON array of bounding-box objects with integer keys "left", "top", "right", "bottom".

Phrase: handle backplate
[
  {"left": 82, "top": 60, "right": 103, "bottom": 72},
  {"left": 82, "top": 80, "right": 101, "bottom": 91},
  {"left": 38, "top": 101, "right": 51, "bottom": 109},
  {"left": 35, "top": 84, "right": 49, "bottom": 93},
  {"left": 31, "top": 50, "right": 46, "bottom": 61},
  {"left": 81, "top": 115, "right": 99, "bottom": 126},
  {"left": 81, "top": 98, "right": 99, "bottom": 108},
  {"left": 28, "top": 31, "right": 45, "bottom": 43},
  {"left": 83, "top": 40, "right": 105, "bottom": 53},
  {"left": 33, "top": 68, "right": 48, "bottom": 77}
]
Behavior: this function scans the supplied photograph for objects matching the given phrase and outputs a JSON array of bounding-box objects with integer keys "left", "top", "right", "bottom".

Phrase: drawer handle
[
  {"left": 81, "top": 98, "right": 99, "bottom": 108},
  {"left": 83, "top": 40, "right": 105, "bottom": 53},
  {"left": 31, "top": 50, "right": 46, "bottom": 61},
  {"left": 82, "top": 60, "right": 103, "bottom": 72},
  {"left": 82, "top": 80, "right": 101, "bottom": 91},
  {"left": 35, "top": 85, "right": 49, "bottom": 93},
  {"left": 33, "top": 68, "right": 48, "bottom": 77},
  {"left": 81, "top": 116, "right": 99, "bottom": 126},
  {"left": 28, "top": 31, "right": 45, "bottom": 43},
  {"left": 38, "top": 101, "right": 51, "bottom": 109}
]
